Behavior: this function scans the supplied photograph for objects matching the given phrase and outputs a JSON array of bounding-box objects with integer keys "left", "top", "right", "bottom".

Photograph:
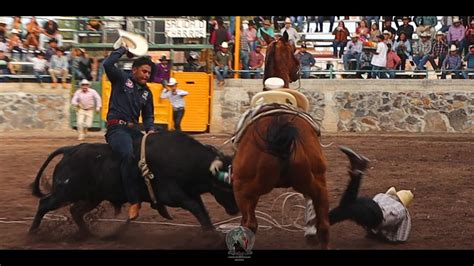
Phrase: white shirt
[
  {"left": 280, "top": 27, "right": 300, "bottom": 45},
  {"left": 29, "top": 57, "right": 48, "bottom": 72},
  {"left": 160, "top": 88, "right": 189, "bottom": 109},
  {"left": 371, "top": 42, "right": 388, "bottom": 67},
  {"left": 71, "top": 88, "right": 102, "bottom": 111}
]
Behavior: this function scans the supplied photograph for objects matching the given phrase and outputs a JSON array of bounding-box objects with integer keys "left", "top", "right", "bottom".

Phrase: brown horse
[
  {"left": 262, "top": 30, "right": 300, "bottom": 89},
  {"left": 232, "top": 110, "right": 330, "bottom": 249}
]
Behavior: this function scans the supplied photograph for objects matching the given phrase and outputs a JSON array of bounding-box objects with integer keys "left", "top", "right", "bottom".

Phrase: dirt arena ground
[{"left": 0, "top": 130, "right": 473, "bottom": 250}]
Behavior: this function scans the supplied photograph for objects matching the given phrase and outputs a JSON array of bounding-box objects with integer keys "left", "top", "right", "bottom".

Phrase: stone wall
[
  {"left": 211, "top": 79, "right": 474, "bottom": 134},
  {"left": 0, "top": 84, "right": 70, "bottom": 131}
]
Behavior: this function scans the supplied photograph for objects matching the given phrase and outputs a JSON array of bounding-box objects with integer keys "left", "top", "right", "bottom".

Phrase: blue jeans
[
  {"left": 343, "top": 53, "right": 361, "bottom": 70},
  {"left": 173, "top": 108, "right": 185, "bottom": 131},
  {"left": 463, "top": 68, "right": 474, "bottom": 79},
  {"left": 333, "top": 41, "right": 347, "bottom": 58},
  {"left": 371, "top": 65, "right": 385, "bottom": 79},
  {"left": 441, "top": 70, "right": 463, "bottom": 79},
  {"left": 413, "top": 54, "right": 430, "bottom": 70},
  {"left": 105, "top": 125, "right": 143, "bottom": 204},
  {"left": 240, "top": 50, "right": 250, "bottom": 79},
  {"left": 214, "top": 66, "right": 229, "bottom": 81},
  {"left": 301, "top": 65, "right": 311, "bottom": 78},
  {"left": 33, "top": 70, "right": 47, "bottom": 83}
]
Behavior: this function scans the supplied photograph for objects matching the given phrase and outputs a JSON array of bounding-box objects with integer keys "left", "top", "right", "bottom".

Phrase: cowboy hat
[
  {"left": 449, "top": 44, "right": 457, "bottom": 52},
  {"left": 382, "top": 30, "right": 392, "bottom": 37},
  {"left": 263, "top": 19, "right": 271, "bottom": 26},
  {"left": 351, "top": 33, "right": 359, "bottom": 38},
  {"left": 221, "top": 42, "right": 229, "bottom": 48},
  {"left": 284, "top": 17, "right": 292, "bottom": 24},
  {"left": 113, "top": 29, "right": 148, "bottom": 56},
  {"left": 452, "top": 16, "right": 460, "bottom": 23},
  {"left": 436, "top": 31, "right": 445, "bottom": 36},
  {"left": 168, "top": 77, "right": 177, "bottom": 86},
  {"left": 420, "top": 31, "right": 431, "bottom": 37},
  {"left": 80, "top": 79, "right": 91, "bottom": 85},
  {"left": 264, "top": 77, "right": 285, "bottom": 90},
  {"left": 386, "top": 187, "right": 414, "bottom": 207}
]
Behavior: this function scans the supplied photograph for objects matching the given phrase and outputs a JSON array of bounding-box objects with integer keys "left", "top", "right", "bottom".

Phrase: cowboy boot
[
  {"left": 339, "top": 146, "right": 369, "bottom": 175},
  {"left": 128, "top": 203, "right": 141, "bottom": 220}
]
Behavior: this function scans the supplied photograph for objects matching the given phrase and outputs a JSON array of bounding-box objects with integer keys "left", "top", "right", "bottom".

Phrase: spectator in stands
[
  {"left": 385, "top": 43, "right": 401, "bottom": 78},
  {"left": 428, "top": 31, "right": 449, "bottom": 71},
  {"left": 369, "top": 23, "right": 381, "bottom": 41},
  {"left": 24, "top": 16, "right": 41, "bottom": 49},
  {"left": 464, "top": 20, "right": 474, "bottom": 56},
  {"left": 462, "top": 45, "right": 474, "bottom": 79},
  {"left": 343, "top": 33, "right": 363, "bottom": 71},
  {"left": 8, "top": 29, "right": 24, "bottom": 60},
  {"left": 160, "top": 77, "right": 188, "bottom": 132},
  {"left": 296, "top": 43, "right": 315, "bottom": 78},
  {"left": 0, "top": 49, "right": 15, "bottom": 77},
  {"left": 210, "top": 17, "right": 231, "bottom": 52},
  {"left": 358, "top": 47, "right": 373, "bottom": 79},
  {"left": 383, "top": 30, "right": 393, "bottom": 46},
  {"left": 44, "top": 38, "right": 58, "bottom": 61},
  {"left": 281, "top": 17, "right": 300, "bottom": 47},
  {"left": 153, "top": 55, "right": 172, "bottom": 88},
  {"left": 441, "top": 44, "right": 463, "bottom": 79},
  {"left": 413, "top": 32, "right": 432, "bottom": 70},
  {"left": 244, "top": 20, "right": 257, "bottom": 51},
  {"left": 332, "top": 21, "right": 350, "bottom": 58},
  {"left": 396, "top": 17, "right": 414, "bottom": 40},
  {"left": 11, "top": 16, "right": 25, "bottom": 40},
  {"left": 81, "top": 16, "right": 103, "bottom": 43},
  {"left": 71, "top": 79, "right": 102, "bottom": 141},
  {"left": 257, "top": 20, "right": 275, "bottom": 47},
  {"left": 29, "top": 51, "right": 48, "bottom": 85},
  {"left": 0, "top": 41, "right": 6, "bottom": 54},
  {"left": 71, "top": 48, "right": 93, "bottom": 81},
  {"left": 184, "top": 51, "right": 204, "bottom": 72},
  {"left": 0, "top": 19, "right": 7, "bottom": 43},
  {"left": 382, "top": 20, "right": 396, "bottom": 42},
  {"left": 240, "top": 22, "right": 250, "bottom": 79},
  {"left": 214, "top": 41, "right": 232, "bottom": 86},
  {"left": 415, "top": 16, "right": 437, "bottom": 39},
  {"left": 370, "top": 35, "right": 388, "bottom": 79},
  {"left": 318, "top": 16, "right": 335, "bottom": 33},
  {"left": 248, "top": 44, "right": 264, "bottom": 79},
  {"left": 39, "top": 19, "right": 63, "bottom": 49},
  {"left": 356, "top": 20, "right": 370, "bottom": 42},
  {"left": 48, "top": 47, "right": 69, "bottom": 88},
  {"left": 393, "top": 32, "right": 412, "bottom": 71},
  {"left": 447, "top": 17, "right": 466, "bottom": 55}
]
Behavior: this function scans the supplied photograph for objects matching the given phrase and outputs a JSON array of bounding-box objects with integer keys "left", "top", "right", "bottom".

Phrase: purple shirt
[
  {"left": 447, "top": 25, "right": 465, "bottom": 42},
  {"left": 153, "top": 63, "right": 171, "bottom": 83}
]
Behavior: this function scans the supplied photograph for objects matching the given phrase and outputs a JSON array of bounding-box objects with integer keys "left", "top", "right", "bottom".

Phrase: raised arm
[{"left": 103, "top": 46, "right": 127, "bottom": 83}]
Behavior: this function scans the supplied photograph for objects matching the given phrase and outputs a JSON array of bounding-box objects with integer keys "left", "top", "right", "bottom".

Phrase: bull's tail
[
  {"left": 264, "top": 114, "right": 299, "bottom": 175},
  {"left": 30, "top": 146, "right": 75, "bottom": 198}
]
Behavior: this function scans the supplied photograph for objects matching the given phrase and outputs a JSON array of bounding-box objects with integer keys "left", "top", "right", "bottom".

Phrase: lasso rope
[{"left": 2, "top": 192, "right": 309, "bottom": 234}]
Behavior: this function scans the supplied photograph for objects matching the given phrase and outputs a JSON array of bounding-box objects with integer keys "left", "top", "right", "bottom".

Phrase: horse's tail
[
  {"left": 264, "top": 114, "right": 299, "bottom": 174},
  {"left": 30, "top": 146, "right": 74, "bottom": 198}
]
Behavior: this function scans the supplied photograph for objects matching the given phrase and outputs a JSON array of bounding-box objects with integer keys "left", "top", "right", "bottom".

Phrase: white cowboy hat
[
  {"left": 382, "top": 30, "right": 392, "bottom": 37},
  {"left": 113, "top": 29, "right": 148, "bottom": 56},
  {"left": 264, "top": 77, "right": 285, "bottom": 90},
  {"left": 452, "top": 17, "right": 460, "bottom": 23},
  {"left": 420, "top": 31, "right": 431, "bottom": 37},
  {"left": 436, "top": 31, "right": 445, "bottom": 36},
  {"left": 284, "top": 17, "right": 292, "bottom": 24},
  {"left": 350, "top": 33, "right": 359, "bottom": 38},
  {"left": 449, "top": 44, "right": 457, "bottom": 52},
  {"left": 386, "top": 187, "right": 414, "bottom": 207},
  {"left": 221, "top": 41, "right": 229, "bottom": 48},
  {"left": 11, "top": 28, "right": 19, "bottom": 34},
  {"left": 80, "top": 79, "right": 90, "bottom": 85},
  {"left": 168, "top": 77, "right": 177, "bottom": 86}
]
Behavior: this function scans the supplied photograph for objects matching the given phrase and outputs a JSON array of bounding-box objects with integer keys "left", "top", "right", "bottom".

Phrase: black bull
[{"left": 29, "top": 131, "right": 239, "bottom": 235}]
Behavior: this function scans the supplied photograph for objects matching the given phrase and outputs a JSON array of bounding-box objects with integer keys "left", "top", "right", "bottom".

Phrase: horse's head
[
  {"left": 263, "top": 30, "right": 300, "bottom": 88},
  {"left": 206, "top": 145, "right": 239, "bottom": 215}
]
